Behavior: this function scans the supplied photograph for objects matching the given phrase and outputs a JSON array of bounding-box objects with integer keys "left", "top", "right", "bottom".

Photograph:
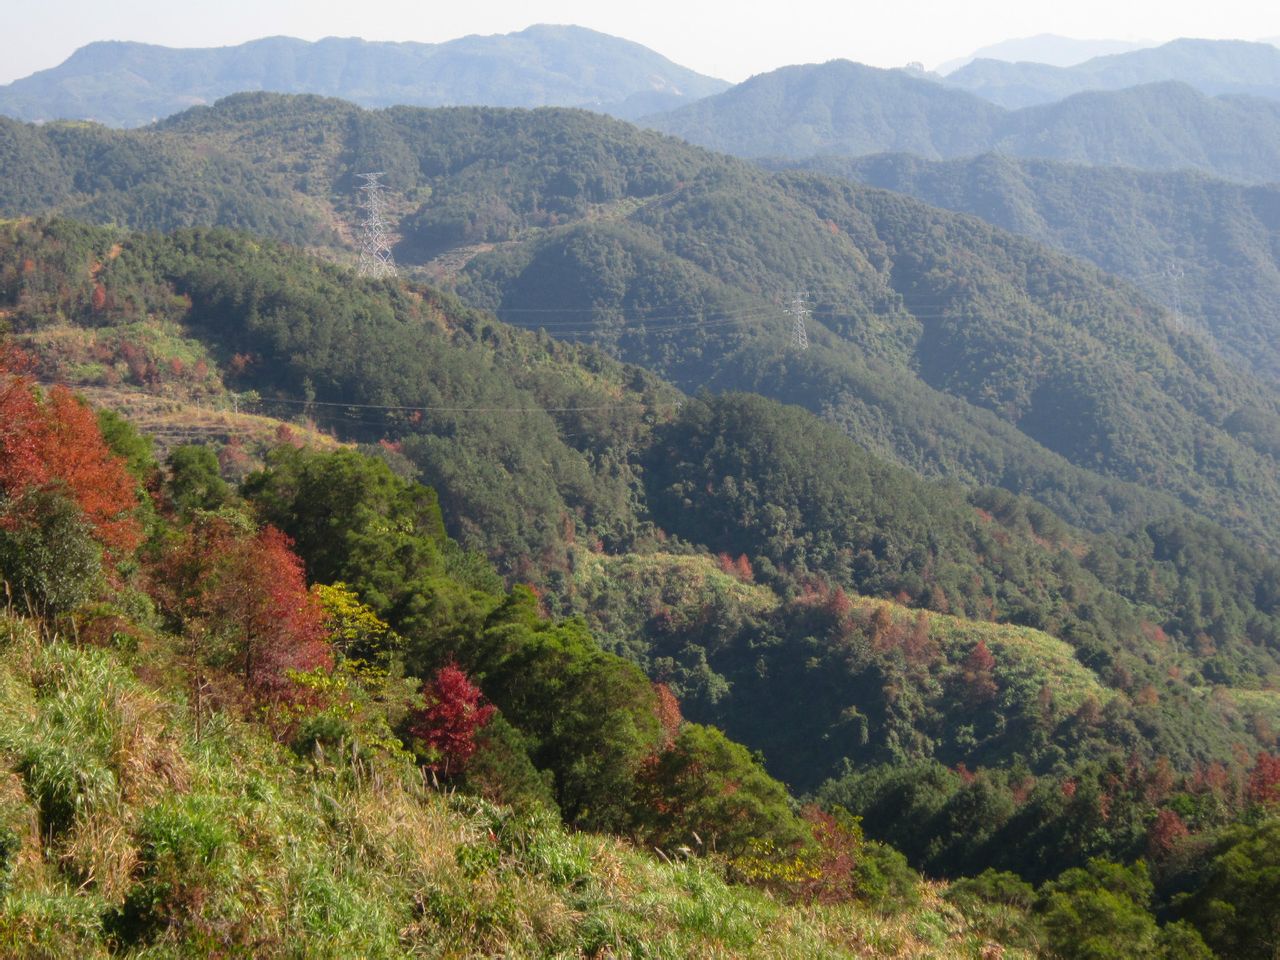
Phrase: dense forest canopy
[
  {"left": 5, "top": 217, "right": 1280, "bottom": 813},
  {"left": 5, "top": 97, "right": 1279, "bottom": 561},
  {"left": 780, "top": 152, "right": 1280, "bottom": 386},
  {"left": 1, "top": 62, "right": 1280, "bottom": 956}
]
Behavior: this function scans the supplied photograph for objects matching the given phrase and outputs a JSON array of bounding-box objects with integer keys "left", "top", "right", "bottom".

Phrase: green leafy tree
[
  {"left": 634, "top": 723, "right": 807, "bottom": 857},
  {"left": 96, "top": 409, "right": 157, "bottom": 483},
  {"left": 0, "top": 489, "right": 101, "bottom": 616},
  {"left": 243, "top": 447, "right": 448, "bottom": 617},
  {"left": 166, "top": 444, "right": 229, "bottom": 513},
  {"left": 1181, "top": 819, "right": 1280, "bottom": 960},
  {"left": 465, "top": 595, "right": 663, "bottom": 832},
  {"left": 1038, "top": 859, "right": 1210, "bottom": 960}
]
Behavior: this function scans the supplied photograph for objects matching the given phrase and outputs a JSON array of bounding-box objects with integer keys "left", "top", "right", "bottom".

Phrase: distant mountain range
[
  {"left": 7, "top": 25, "right": 1280, "bottom": 186},
  {"left": 0, "top": 25, "right": 729, "bottom": 126},
  {"left": 644, "top": 61, "right": 1280, "bottom": 182},
  {"left": 935, "top": 34, "right": 1150, "bottom": 75},
  {"left": 945, "top": 38, "right": 1280, "bottom": 107}
]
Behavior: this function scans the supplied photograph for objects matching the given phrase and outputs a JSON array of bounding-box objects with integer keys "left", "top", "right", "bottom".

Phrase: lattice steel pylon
[
  {"left": 356, "top": 172, "right": 397, "bottom": 279},
  {"left": 1164, "top": 262, "right": 1185, "bottom": 325},
  {"left": 788, "top": 291, "right": 810, "bottom": 351}
]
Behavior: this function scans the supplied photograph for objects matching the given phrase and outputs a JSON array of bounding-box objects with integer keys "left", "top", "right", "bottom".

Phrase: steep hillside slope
[
  {"left": 9, "top": 220, "right": 1280, "bottom": 803},
  {"left": 1, "top": 614, "right": 935, "bottom": 959},
  {"left": 783, "top": 153, "right": 1280, "bottom": 384},
  {"left": 0, "top": 217, "right": 682, "bottom": 576}
]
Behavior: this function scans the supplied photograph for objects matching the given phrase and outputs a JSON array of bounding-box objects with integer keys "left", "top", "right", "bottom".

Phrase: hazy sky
[{"left": 3, "top": 0, "right": 1277, "bottom": 85}]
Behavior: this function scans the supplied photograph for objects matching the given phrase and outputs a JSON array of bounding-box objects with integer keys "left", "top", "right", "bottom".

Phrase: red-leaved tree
[
  {"left": 797, "top": 805, "right": 865, "bottom": 904},
  {"left": 156, "top": 519, "right": 331, "bottom": 703},
  {"left": 0, "top": 345, "right": 46, "bottom": 498},
  {"left": 1, "top": 347, "right": 140, "bottom": 556},
  {"left": 409, "top": 664, "right": 496, "bottom": 776},
  {"left": 1247, "top": 751, "right": 1280, "bottom": 809},
  {"left": 653, "top": 682, "right": 683, "bottom": 749},
  {"left": 958, "top": 639, "right": 999, "bottom": 705},
  {"left": 38, "top": 388, "right": 142, "bottom": 553},
  {"left": 1146, "top": 808, "right": 1190, "bottom": 858}
]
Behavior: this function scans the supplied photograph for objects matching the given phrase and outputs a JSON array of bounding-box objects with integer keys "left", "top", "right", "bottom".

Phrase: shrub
[{"left": 0, "top": 490, "right": 102, "bottom": 617}]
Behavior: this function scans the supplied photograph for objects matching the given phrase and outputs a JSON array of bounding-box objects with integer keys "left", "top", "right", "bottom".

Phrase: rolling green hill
[
  {"left": 4, "top": 96, "right": 1280, "bottom": 563},
  {"left": 6, "top": 65, "right": 1280, "bottom": 955},
  {"left": 444, "top": 138, "right": 1280, "bottom": 554},
  {"left": 5, "top": 216, "right": 1280, "bottom": 945}
]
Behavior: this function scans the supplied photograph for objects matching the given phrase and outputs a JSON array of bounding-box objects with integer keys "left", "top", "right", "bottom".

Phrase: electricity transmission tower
[
  {"left": 788, "top": 291, "right": 810, "bottom": 351},
  {"left": 356, "top": 172, "right": 397, "bottom": 279},
  {"left": 1164, "top": 263, "right": 1185, "bottom": 325}
]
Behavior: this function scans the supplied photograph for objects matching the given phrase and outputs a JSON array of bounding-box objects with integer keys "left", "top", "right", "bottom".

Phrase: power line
[
  {"left": 439, "top": 276, "right": 1175, "bottom": 342},
  {"left": 491, "top": 305, "right": 774, "bottom": 322},
  {"left": 252, "top": 395, "right": 681, "bottom": 414},
  {"left": 36, "top": 380, "right": 679, "bottom": 417},
  {"left": 503, "top": 311, "right": 774, "bottom": 334}
]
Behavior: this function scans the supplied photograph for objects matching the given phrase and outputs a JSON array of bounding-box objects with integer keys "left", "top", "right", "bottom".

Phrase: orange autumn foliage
[
  {"left": 0, "top": 347, "right": 140, "bottom": 555},
  {"left": 154, "top": 518, "right": 331, "bottom": 704},
  {"left": 653, "top": 682, "right": 683, "bottom": 749},
  {"left": 1247, "top": 751, "right": 1280, "bottom": 809}
]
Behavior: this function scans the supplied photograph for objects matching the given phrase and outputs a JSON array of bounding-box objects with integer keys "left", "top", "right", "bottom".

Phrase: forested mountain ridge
[
  {"left": 0, "top": 25, "right": 729, "bottom": 127},
  {"left": 10, "top": 317, "right": 1271, "bottom": 957},
  {"left": 5, "top": 95, "right": 1280, "bottom": 562},
  {"left": 644, "top": 61, "right": 1280, "bottom": 182},
  {"left": 0, "top": 216, "right": 689, "bottom": 579},
  {"left": 7, "top": 217, "right": 1280, "bottom": 802},
  {"left": 645, "top": 61, "right": 1004, "bottom": 160},
  {"left": 427, "top": 119, "right": 1280, "bottom": 554},
  {"left": 3, "top": 217, "right": 1280, "bottom": 957},
  {"left": 945, "top": 38, "right": 1280, "bottom": 108},
  {"left": 778, "top": 152, "right": 1280, "bottom": 385}
]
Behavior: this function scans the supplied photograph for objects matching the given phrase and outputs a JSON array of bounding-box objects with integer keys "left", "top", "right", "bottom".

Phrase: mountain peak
[
  {"left": 0, "top": 28, "right": 729, "bottom": 127},
  {"left": 945, "top": 36, "right": 1280, "bottom": 107}
]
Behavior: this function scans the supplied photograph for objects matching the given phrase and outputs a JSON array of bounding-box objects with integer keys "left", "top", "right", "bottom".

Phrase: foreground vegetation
[
  {"left": 4, "top": 612, "right": 1035, "bottom": 959},
  {"left": 0, "top": 337, "right": 1276, "bottom": 958},
  {"left": 0, "top": 337, "right": 1046, "bottom": 957}
]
